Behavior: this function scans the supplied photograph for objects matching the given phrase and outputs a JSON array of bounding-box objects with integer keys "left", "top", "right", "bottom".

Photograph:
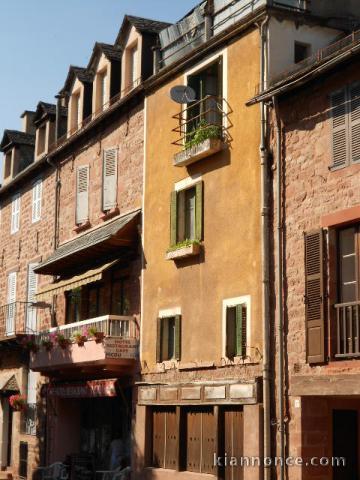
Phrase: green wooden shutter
[
  {"left": 170, "top": 191, "right": 178, "bottom": 246},
  {"left": 304, "top": 230, "right": 325, "bottom": 364},
  {"left": 330, "top": 88, "right": 348, "bottom": 168},
  {"left": 350, "top": 82, "right": 360, "bottom": 163},
  {"left": 156, "top": 317, "right": 162, "bottom": 363},
  {"left": 174, "top": 315, "right": 181, "bottom": 361},
  {"left": 235, "top": 304, "right": 244, "bottom": 357},
  {"left": 195, "top": 182, "right": 203, "bottom": 241},
  {"left": 225, "top": 307, "right": 235, "bottom": 359}
]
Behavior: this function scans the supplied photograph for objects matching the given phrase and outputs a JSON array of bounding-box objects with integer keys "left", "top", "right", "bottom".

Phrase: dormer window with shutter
[
  {"left": 330, "top": 82, "right": 360, "bottom": 169},
  {"left": 102, "top": 148, "right": 118, "bottom": 212},
  {"left": 76, "top": 165, "right": 89, "bottom": 226}
]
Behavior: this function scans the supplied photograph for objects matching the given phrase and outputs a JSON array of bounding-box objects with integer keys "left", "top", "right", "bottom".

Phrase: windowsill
[
  {"left": 165, "top": 242, "right": 201, "bottom": 261},
  {"left": 173, "top": 138, "right": 225, "bottom": 167},
  {"left": 145, "top": 467, "right": 216, "bottom": 478},
  {"left": 73, "top": 221, "right": 91, "bottom": 233},
  {"left": 100, "top": 207, "right": 119, "bottom": 221},
  {"left": 156, "top": 360, "right": 179, "bottom": 372}
]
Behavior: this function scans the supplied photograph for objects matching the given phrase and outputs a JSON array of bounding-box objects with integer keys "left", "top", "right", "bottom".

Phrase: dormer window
[
  {"left": 37, "top": 125, "right": 46, "bottom": 156},
  {"left": 124, "top": 42, "right": 138, "bottom": 94},
  {"left": 70, "top": 92, "right": 81, "bottom": 132},
  {"left": 94, "top": 69, "right": 108, "bottom": 113},
  {"left": 4, "top": 151, "right": 12, "bottom": 180}
]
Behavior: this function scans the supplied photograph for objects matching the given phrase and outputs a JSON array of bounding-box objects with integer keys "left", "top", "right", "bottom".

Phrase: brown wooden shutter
[
  {"left": 165, "top": 408, "right": 178, "bottom": 470},
  {"left": 304, "top": 230, "right": 325, "bottom": 364},
  {"left": 156, "top": 318, "right": 162, "bottom": 363},
  {"left": 170, "top": 191, "right": 178, "bottom": 246},
  {"left": 201, "top": 409, "right": 216, "bottom": 474},
  {"left": 174, "top": 315, "right": 181, "bottom": 361},
  {"left": 226, "top": 307, "right": 236, "bottom": 359},
  {"left": 350, "top": 82, "right": 360, "bottom": 163},
  {"left": 103, "top": 149, "right": 118, "bottom": 210},
  {"left": 76, "top": 165, "right": 89, "bottom": 224},
  {"left": 195, "top": 182, "right": 203, "bottom": 241},
  {"left": 152, "top": 409, "right": 165, "bottom": 468},
  {"left": 330, "top": 88, "right": 348, "bottom": 168}
]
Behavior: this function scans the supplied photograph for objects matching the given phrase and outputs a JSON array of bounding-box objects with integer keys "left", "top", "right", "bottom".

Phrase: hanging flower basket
[
  {"left": 20, "top": 335, "right": 39, "bottom": 353},
  {"left": 9, "top": 394, "right": 26, "bottom": 412}
]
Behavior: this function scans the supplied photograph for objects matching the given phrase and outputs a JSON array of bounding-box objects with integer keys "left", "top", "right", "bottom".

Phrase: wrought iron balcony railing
[
  {"left": 335, "top": 301, "right": 360, "bottom": 358},
  {"left": 0, "top": 301, "right": 51, "bottom": 339},
  {"left": 172, "top": 95, "right": 229, "bottom": 148}
]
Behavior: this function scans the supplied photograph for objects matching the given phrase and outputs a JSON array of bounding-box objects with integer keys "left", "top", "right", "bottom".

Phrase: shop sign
[
  {"left": 105, "top": 337, "right": 138, "bottom": 359},
  {"left": 47, "top": 379, "right": 117, "bottom": 398}
]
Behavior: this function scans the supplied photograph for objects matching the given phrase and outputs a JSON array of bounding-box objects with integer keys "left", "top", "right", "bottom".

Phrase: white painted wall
[{"left": 268, "top": 17, "right": 341, "bottom": 81}]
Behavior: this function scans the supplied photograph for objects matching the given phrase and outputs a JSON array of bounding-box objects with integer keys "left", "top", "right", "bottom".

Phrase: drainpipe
[
  {"left": 258, "top": 16, "right": 271, "bottom": 480},
  {"left": 204, "top": 0, "right": 214, "bottom": 41},
  {"left": 273, "top": 95, "right": 285, "bottom": 480}
]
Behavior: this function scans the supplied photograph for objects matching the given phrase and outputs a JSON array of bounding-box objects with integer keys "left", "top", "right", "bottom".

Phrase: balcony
[
  {"left": 30, "top": 315, "right": 139, "bottom": 377},
  {"left": 335, "top": 302, "right": 360, "bottom": 358},
  {"left": 0, "top": 301, "right": 51, "bottom": 340},
  {"left": 172, "top": 95, "right": 228, "bottom": 167}
]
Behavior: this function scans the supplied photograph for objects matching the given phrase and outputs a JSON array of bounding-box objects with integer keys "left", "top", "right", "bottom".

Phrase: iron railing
[
  {"left": 21, "top": 404, "right": 37, "bottom": 436},
  {"left": 0, "top": 302, "right": 51, "bottom": 339},
  {"left": 172, "top": 95, "right": 229, "bottom": 147},
  {"left": 38, "top": 314, "right": 139, "bottom": 343},
  {"left": 335, "top": 301, "right": 360, "bottom": 358}
]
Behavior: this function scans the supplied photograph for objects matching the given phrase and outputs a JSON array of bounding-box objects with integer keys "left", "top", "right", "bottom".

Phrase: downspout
[
  {"left": 258, "top": 16, "right": 271, "bottom": 480},
  {"left": 273, "top": 95, "right": 285, "bottom": 480}
]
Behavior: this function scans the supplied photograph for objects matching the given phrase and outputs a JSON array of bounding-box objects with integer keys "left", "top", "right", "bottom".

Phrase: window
[
  {"left": 226, "top": 303, "right": 247, "bottom": 359},
  {"left": 127, "top": 45, "right": 138, "bottom": 91},
  {"left": 6, "top": 272, "right": 17, "bottom": 335},
  {"left": 86, "top": 283, "right": 106, "bottom": 319},
  {"left": 338, "top": 226, "right": 359, "bottom": 303},
  {"left": 330, "top": 82, "right": 360, "bottom": 169},
  {"left": 65, "top": 287, "right": 82, "bottom": 324},
  {"left": 32, "top": 179, "right": 42, "bottom": 223},
  {"left": 4, "top": 151, "right": 12, "bottom": 179},
  {"left": 11, "top": 193, "right": 21, "bottom": 234},
  {"left": 76, "top": 165, "right": 89, "bottom": 225},
  {"left": 19, "top": 442, "right": 28, "bottom": 479},
  {"left": 170, "top": 182, "right": 203, "bottom": 247},
  {"left": 156, "top": 316, "right": 181, "bottom": 362},
  {"left": 101, "top": 71, "right": 107, "bottom": 108},
  {"left": 294, "top": 41, "right": 310, "bottom": 63},
  {"left": 71, "top": 92, "right": 81, "bottom": 131},
  {"left": 21, "top": 370, "right": 38, "bottom": 436},
  {"left": 187, "top": 59, "right": 223, "bottom": 137},
  {"left": 37, "top": 125, "right": 46, "bottom": 156},
  {"left": 102, "top": 149, "right": 118, "bottom": 211}
]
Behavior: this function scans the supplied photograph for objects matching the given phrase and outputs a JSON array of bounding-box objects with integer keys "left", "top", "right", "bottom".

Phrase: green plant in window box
[
  {"left": 88, "top": 327, "right": 105, "bottom": 344},
  {"left": 185, "top": 119, "right": 222, "bottom": 150},
  {"left": 167, "top": 239, "right": 201, "bottom": 253},
  {"left": 54, "top": 332, "right": 71, "bottom": 350},
  {"left": 72, "top": 331, "right": 87, "bottom": 347}
]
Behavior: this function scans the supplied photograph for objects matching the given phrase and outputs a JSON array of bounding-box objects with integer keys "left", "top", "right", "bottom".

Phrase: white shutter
[
  {"left": 102, "top": 73, "right": 107, "bottom": 107},
  {"left": 27, "top": 369, "right": 39, "bottom": 405},
  {"left": 26, "top": 263, "right": 39, "bottom": 333},
  {"left": 6, "top": 272, "right": 17, "bottom": 335},
  {"left": 102, "top": 149, "right": 118, "bottom": 211},
  {"left": 76, "top": 165, "right": 89, "bottom": 224},
  {"left": 11, "top": 194, "right": 20, "bottom": 234},
  {"left": 32, "top": 179, "right": 42, "bottom": 223}
]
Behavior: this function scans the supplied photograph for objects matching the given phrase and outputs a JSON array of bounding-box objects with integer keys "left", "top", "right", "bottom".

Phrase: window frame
[{"left": 222, "top": 295, "right": 251, "bottom": 360}]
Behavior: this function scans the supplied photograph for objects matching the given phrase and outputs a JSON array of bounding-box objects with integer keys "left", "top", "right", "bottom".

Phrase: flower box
[
  {"left": 173, "top": 138, "right": 224, "bottom": 167},
  {"left": 165, "top": 242, "right": 201, "bottom": 261}
]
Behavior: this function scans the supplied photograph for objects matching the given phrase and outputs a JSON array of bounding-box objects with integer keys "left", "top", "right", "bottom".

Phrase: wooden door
[
  {"left": 333, "top": 409, "right": 358, "bottom": 480},
  {"left": 224, "top": 408, "right": 244, "bottom": 480}
]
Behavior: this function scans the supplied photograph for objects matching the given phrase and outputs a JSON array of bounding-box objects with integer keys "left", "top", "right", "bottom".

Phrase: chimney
[{"left": 21, "top": 111, "right": 36, "bottom": 135}]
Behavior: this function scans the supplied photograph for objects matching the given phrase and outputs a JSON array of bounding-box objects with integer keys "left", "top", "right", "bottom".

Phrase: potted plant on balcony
[
  {"left": 72, "top": 330, "right": 87, "bottom": 347},
  {"left": 88, "top": 327, "right": 105, "bottom": 344},
  {"left": 41, "top": 335, "right": 55, "bottom": 352},
  {"left": 54, "top": 332, "right": 70, "bottom": 350},
  {"left": 185, "top": 119, "right": 222, "bottom": 150},
  {"left": 9, "top": 394, "right": 26, "bottom": 412},
  {"left": 20, "top": 335, "right": 39, "bottom": 353}
]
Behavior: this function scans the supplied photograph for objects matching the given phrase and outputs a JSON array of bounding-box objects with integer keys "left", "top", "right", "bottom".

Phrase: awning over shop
[
  {"left": 35, "top": 209, "right": 141, "bottom": 276},
  {"left": 46, "top": 379, "right": 118, "bottom": 398},
  {"left": 0, "top": 375, "right": 20, "bottom": 394},
  {"left": 36, "top": 259, "right": 120, "bottom": 301}
]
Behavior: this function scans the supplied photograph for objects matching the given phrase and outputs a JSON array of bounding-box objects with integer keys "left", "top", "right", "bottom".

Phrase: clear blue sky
[{"left": 0, "top": 0, "right": 198, "bottom": 138}]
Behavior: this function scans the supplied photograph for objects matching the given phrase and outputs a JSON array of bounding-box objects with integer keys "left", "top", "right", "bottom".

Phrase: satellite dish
[{"left": 170, "top": 85, "right": 196, "bottom": 104}]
